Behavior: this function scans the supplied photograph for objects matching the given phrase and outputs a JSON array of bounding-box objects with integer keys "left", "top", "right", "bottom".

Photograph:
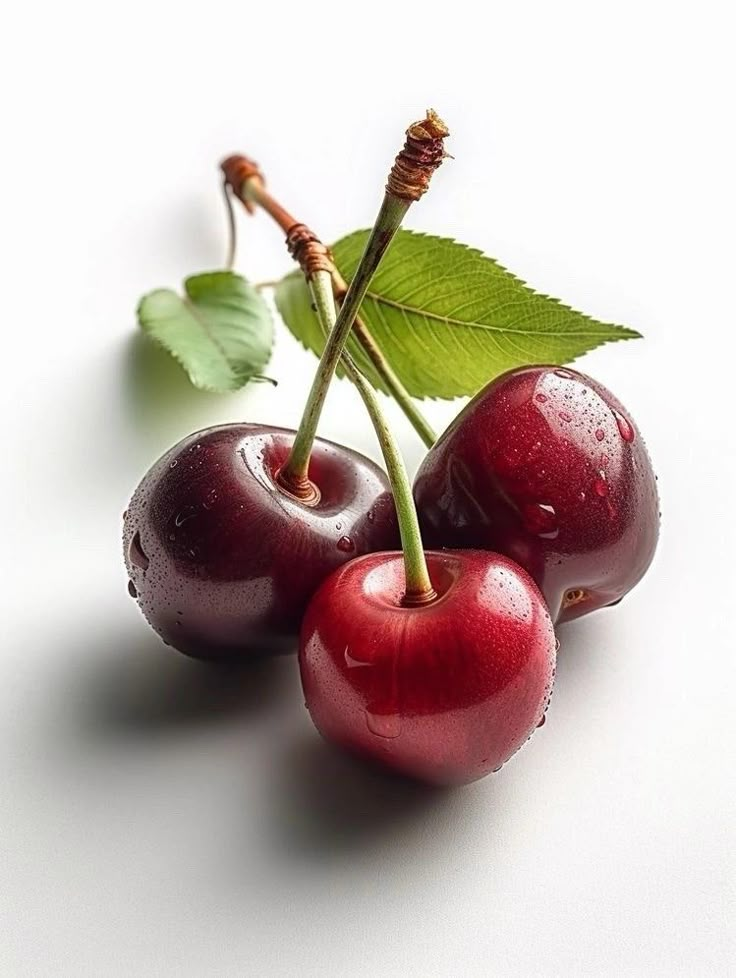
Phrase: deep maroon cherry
[
  {"left": 123, "top": 424, "right": 398, "bottom": 660},
  {"left": 414, "top": 366, "right": 659, "bottom": 623},
  {"left": 300, "top": 550, "right": 556, "bottom": 786}
]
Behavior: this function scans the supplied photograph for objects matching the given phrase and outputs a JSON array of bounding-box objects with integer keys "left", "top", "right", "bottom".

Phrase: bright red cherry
[
  {"left": 299, "top": 550, "right": 556, "bottom": 786},
  {"left": 414, "top": 366, "right": 659, "bottom": 623},
  {"left": 123, "top": 424, "right": 398, "bottom": 660}
]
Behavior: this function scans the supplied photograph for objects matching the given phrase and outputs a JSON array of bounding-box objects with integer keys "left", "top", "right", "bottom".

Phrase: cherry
[
  {"left": 123, "top": 424, "right": 398, "bottom": 659},
  {"left": 414, "top": 366, "right": 659, "bottom": 623},
  {"left": 299, "top": 550, "right": 556, "bottom": 786}
]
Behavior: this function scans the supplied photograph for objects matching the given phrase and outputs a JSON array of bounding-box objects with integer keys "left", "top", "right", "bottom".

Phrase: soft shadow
[
  {"left": 122, "top": 332, "right": 232, "bottom": 438},
  {"left": 554, "top": 612, "right": 612, "bottom": 684},
  {"left": 263, "top": 733, "right": 458, "bottom": 859},
  {"left": 70, "top": 622, "right": 294, "bottom": 742}
]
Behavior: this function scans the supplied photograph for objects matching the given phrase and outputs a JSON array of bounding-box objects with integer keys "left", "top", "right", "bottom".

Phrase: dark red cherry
[
  {"left": 414, "top": 366, "right": 659, "bottom": 623},
  {"left": 299, "top": 550, "right": 556, "bottom": 786},
  {"left": 123, "top": 424, "right": 398, "bottom": 660}
]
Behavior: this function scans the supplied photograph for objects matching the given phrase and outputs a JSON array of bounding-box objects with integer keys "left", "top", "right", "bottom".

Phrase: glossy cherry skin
[
  {"left": 123, "top": 424, "right": 399, "bottom": 660},
  {"left": 414, "top": 366, "right": 659, "bottom": 623},
  {"left": 299, "top": 550, "right": 556, "bottom": 786}
]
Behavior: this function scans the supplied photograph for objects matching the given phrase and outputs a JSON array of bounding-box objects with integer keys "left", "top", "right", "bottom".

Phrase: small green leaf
[
  {"left": 137, "top": 271, "right": 273, "bottom": 392},
  {"left": 275, "top": 230, "right": 640, "bottom": 400}
]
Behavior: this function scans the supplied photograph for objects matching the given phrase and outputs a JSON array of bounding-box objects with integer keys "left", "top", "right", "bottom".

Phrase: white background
[{"left": 2, "top": 2, "right": 734, "bottom": 975}]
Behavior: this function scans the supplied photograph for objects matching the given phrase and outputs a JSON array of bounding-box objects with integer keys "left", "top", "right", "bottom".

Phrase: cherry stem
[
  {"left": 310, "top": 271, "right": 436, "bottom": 604},
  {"left": 279, "top": 192, "right": 410, "bottom": 493},
  {"left": 221, "top": 179, "right": 237, "bottom": 270},
  {"left": 223, "top": 167, "right": 436, "bottom": 449},
  {"left": 329, "top": 270, "right": 437, "bottom": 448},
  {"left": 221, "top": 112, "right": 448, "bottom": 499}
]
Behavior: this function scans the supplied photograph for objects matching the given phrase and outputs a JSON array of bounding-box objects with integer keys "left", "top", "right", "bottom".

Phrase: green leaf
[
  {"left": 137, "top": 271, "right": 273, "bottom": 392},
  {"left": 275, "top": 230, "right": 640, "bottom": 400}
]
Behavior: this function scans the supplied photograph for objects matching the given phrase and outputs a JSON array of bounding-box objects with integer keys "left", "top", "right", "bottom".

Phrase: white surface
[{"left": 2, "top": 2, "right": 734, "bottom": 975}]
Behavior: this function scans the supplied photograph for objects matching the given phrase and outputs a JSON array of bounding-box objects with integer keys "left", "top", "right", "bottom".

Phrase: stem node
[
  {"left": 220, "top": 154, "right": 264, "bottom": 213},
  {"left": 286, "top": 224, "right": 334, "bottom": 278},
  {"left": 386, "top": 109, "right": 450, "bottom": 201}
]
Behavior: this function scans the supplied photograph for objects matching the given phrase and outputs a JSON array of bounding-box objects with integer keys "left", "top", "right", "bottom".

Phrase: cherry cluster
[{"left": 123, "top": 114, "right": 659, "bottom": 787}]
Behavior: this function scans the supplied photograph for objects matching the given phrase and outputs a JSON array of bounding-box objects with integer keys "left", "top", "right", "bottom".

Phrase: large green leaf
[
  {"left": 275, "top": 230, "right": 640, "bottom": 400},
  {"left": 137, "top": 271, "right": 273, "bottom": 392}
]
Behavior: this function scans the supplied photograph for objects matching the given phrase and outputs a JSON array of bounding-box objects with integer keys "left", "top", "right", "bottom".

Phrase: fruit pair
[{"left": 298, "top": 364, "right": 658, "bottom": 786}]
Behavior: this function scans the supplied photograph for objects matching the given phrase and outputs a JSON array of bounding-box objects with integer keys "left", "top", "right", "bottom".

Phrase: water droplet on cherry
[
  {"left": 127, "top": 580, "right": 138, "bottom": 598},
  {"left": 554, "top": 368, "right": 573, "bottom": 379},
  {"left": 535, "top": 392, "right": 548, "bottom": 404},
  {"left": 595, "top": 428, "right": 605, "bottom": 442},
  {"left": 522, "top": 502, "right": 558, "bottom": 539},
  {"left": 175, "top": 506, "right": 197, "bottom": 527},
  {"left": 128, "top": 531, "right": 149, "bottom": 571},
  {"left": 344, "top": 646, "right": 372, "bottom": 669},
  {"left": 594, "top": 475, "right": 609, "bottom": 497},
  {"left": 337, "top": 536, "right": 354, "bottom": 553},
  {"left": 614, "top": 410, "right": 635, "bottom": 442},
  {"left": 559, "top": 410, "right": 572, "bottom": 422},
  {"left": 365, "top": 710, "right": 401, "bottom": 739}
]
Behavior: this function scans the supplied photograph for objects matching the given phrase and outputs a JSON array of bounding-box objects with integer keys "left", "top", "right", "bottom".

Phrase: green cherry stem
[
  {"left": 310, "top": 270, "right": 435, "bottom": 604},
  {"left": 221, "top": 156, "right": 438, "bottom": 449},
  {"left": 279, "top": 193, "right": 410, "bottom": 493},
  {"left": 266, "top": 110, "right": 448, "bottom": 497},
  {"left": 330, "top": 267, "right": 437, "bottom": 448}
]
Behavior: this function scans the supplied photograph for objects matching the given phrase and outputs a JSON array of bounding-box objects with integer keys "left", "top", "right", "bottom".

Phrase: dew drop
[
  {"left": 336, "top": 522, "right": 343, "bottom": 531},
  {"left": 559, "top": 410, "right": 572, "bottom": 422},
  {"left": 175, "top": 506, "right": 197, "bottom": 527},
  {"left": 169, "top": 459, "right": 178, "bottom": 469},
  {"left": 367, "top": 511, "right": 375, "bottom": 523},
  {"left": 522, "top": 502, "right": 558, "bottom": 539},
  {"left": 337, "top": 536, "right": 354, "bottom": 553},
  {"left": 536, "top": 714, "right": 546, "bottom": 728},
  {"left": 535, "top": 392, "right": 548, "bottom": 404},
  {"left": 594, "top": 474, "right": 609, "bottom": 497},
  {"left": 122, "top": 509, "right": 128, "bottom": 521},
  {"left": 128, "top": 531, "right": 150, "bottom": 571},
  {"left": 202, "top": 488, "right": 218, "bottom": 510},
  {"left": 168, "top": 533, "right": 175, "bottom": 541},
  {"left": 554, "top": 368, "right": 573, "bottom": 379},
  {"left": 614, "top": 411, "right": 635, "bottom": 442},
  {"left": 365, "top": 710, "right": 401, "bottom": 739},
  {"left": 344, "top": 646, "right": 372, "bottom": 669},
  {"left": 595, "top": 428, "right": 605, "bottom": 442},
  {"left": 127, "top": 580, "right": 138, "bottom": 598}
]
